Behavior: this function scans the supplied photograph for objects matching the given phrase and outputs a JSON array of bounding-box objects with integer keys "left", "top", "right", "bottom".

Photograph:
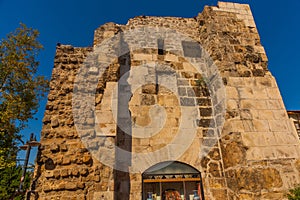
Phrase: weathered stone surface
[
  {"left": 221, "top": 133, "right": 247, "bottom": 168},
  {"left": 33, "top": 2, "right": 300, "bottom": 200},
  {"left": 226, "top": 167, "right": 282, "bottom": 192}
]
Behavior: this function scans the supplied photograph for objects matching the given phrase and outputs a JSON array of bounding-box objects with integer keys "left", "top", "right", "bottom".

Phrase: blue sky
[{"left": 1, "top": 0, "right": 299, "bottom": 163}]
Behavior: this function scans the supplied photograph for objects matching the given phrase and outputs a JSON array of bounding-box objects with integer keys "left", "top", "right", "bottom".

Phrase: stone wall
[{"left": 33, "top": 2, "right": 300, "bottom": 200}]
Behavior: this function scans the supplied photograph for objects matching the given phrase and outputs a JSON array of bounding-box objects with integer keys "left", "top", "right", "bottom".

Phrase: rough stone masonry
[{"left": 33, "top": 1, "right": 300, "bottom": 200}]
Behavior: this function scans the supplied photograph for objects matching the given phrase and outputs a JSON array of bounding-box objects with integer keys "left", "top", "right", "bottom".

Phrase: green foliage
[
  {"left": 0, "top": 23, "right": 48, "bottom": 168},
  {"left": 288, "top": 185, "right": 300, "bottom": 200},
  {"left": 0, "top": 165, "right": 31, "bottom": 200}
]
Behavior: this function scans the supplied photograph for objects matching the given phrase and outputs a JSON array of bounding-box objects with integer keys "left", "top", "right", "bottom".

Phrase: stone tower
[{"left": 33, "top": 2, "right": 300, "bottom": 200}]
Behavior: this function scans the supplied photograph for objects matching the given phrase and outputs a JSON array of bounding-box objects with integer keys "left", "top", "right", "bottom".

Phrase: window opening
[{"left": 142, "top": 161, "right": 205, "bottom": 200}]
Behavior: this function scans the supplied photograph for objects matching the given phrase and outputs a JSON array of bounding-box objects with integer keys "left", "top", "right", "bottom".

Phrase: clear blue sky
[{"left": 1, "top": 0, "right": 299, "bottom": 163}]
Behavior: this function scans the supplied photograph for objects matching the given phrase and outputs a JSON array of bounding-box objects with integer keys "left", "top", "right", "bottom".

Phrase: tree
[
  {"left": 0, "top": 23, "right": 48, "bottom": 168},
  {"left": 0, "top": 166, "right": 31, "bottom": 200},
  {"left": 288, "top": 185, "right": 300, "bottom": 200}
]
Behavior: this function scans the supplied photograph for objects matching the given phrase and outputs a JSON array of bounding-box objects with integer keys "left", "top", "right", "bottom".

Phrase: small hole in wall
[{"left": 157, "top": 38, "right": 164, "bottom": 55}]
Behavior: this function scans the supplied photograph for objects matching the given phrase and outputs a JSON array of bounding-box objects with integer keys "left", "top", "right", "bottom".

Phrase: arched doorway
[{"left": 142, "top": 161, "right": 205, "bottom": 200}]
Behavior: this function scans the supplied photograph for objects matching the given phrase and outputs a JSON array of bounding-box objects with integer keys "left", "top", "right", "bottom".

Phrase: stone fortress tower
[{"left": 33, "top": 2, "right": 300, "bottom": 200}]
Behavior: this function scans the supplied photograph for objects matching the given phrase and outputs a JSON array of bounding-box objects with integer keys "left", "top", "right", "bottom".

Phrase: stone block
[
  {"left": 65, "top": 182, "right": 77, "bottom": 190},
  {"left": 208, "top": 178, "right": 226, "bottom": 189},
  {"left": 253, "top": 88, "right": 268, "bottom": 99},
  {"left": 182, "top": 62, "right": 197, "bottom": 72},
  {"left": 43, "top": 184, "right": 52, "bottom": 192},
  {"left": 241, "top": 99, "right": 267, "bottom": 110},
  {"left": 141, "top": 84, "right": 156, "bottom": 94},
  {"left": 177, "top": 78, "right": 189, "bottom": 86},
  {"left": 96, "top": 123, "right": 116, "bottom": 136},
  {"left": 95, "top": 110, "right": 115, "bottom": 124},
  {"left": 275, "top": 146, "right": 299, "bottom": 158},
  {"left": 226, "top": 100, "right": 238, "bottom": 111},
  {"left": 254, "top": 45, "right": 265, "bottom": 54},
  {"left": 255, "top": 77, "right": 276, "bottom": 88},
  {"left": 262, "top": 147, "right": 277, "bottom": 159},
  {"left": 70, "top": 168, "right": 79, "bottom": 176},
  {"left": 93, "top": 191, "right": 114, "bottom": 200},
  {"left": 165, "top": 95, "right": 179, "bottom": 106},
  {"left": 239, "top": 194, "right": 253, "bottom": 200},
  {"left": 261, "top": 192, "right": 284, "bottom": 200},
  {"left": 43, "top": 115, "right": 51, "bottom": 124},
  {"left": 242, "top": 132, "right": 267, "bottom": 147},
  {"left": 237, "top": 87, "right": 254, "bottom": 99},
  {"left": 61, "top": 169, "right": 69, "bottom": 177},
  {"left": 223, "top": 120, "right": 244, "bottom": 133},
  {"left": 140, "top": 94, "right": 156, "bottom": 105},
  {"left": 132, "top": 53, "right": 153, "bottom": 61},
  {"left": 51, "top": 118, "right": 59, "bottom": 128},
  {"left": 82, "top": 154, "right": 92, "bottom": 164},
  {"left": 226, "top": 86, "right": 238, "bottom": 99},
  {"left": 252, "top": 120, "right": 270, "bottom": 132},
  {"left": 268, "top": 120, "right": 288, "bottom": 132},
  {"left": 257, "top": 110, "right": 274, "bottom": 120},
  {"left": 53, "top": 170, "right": 60, "bottom": 179},
  {"left": 211, "top": 189, "right": 228, "bottom": 200},
  {"left": 164, "top": 53, "right": 178, "bottom": 62},
  {"left": 266, "top": 88, "right": 281, "bottom": 99},
  {"left": 62, "top": 155, "right": 71, "bottom": 165},
  {"left": 50, "top": 143, "right": 60, "bottom": 152},
  {"left": 266, "top": 100, "right": 284, "bottom": 110},
  {"left": 274, "top": 132, "right": 299, "bottom": 145},
  {"left": 282, "top": 173, "right": 300, "bottom": 188},
  {"left": 246, "top": 147, "right": 265, "bottom": 160},
  {"left": 45, "top": 170, "right": 54, "bottom": 178},
  {"left": 180, "top": 97, "right": 195, "bottom": 106},
  {"left": 263, "top": 132, "right": 277, "bottom": 145}
]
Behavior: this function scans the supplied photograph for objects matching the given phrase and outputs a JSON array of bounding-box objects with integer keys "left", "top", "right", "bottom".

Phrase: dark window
[{"left": 157, "top": 39, "right": 164, "bottom": 55}]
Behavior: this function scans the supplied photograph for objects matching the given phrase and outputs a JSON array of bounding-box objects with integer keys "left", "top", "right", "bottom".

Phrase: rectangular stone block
[
  {"left": 242, "top": 132, "right": 267, "bottom": 147},
  {"left": 254, "top": 46, "right": 265, "bottom": 54},
  {"left": 95, "top": 110, "right": 115, "bottom": 124},
  {"left": 226, "top": 86, "right": 238, "bottom": 99},
  {"left": 263, "top": 132, "right": 277, "bottom": 145},
  {"left": 253, "top": 88, "right": 268, "bottom": 100},
  {"left": 223, "top": 120, "right": 244, "bottom": 133},
  {"left": 93, "top": 191, "right": 114, "bottom": 200},
  {"left": 182, "top": 62, "right": 197, "bottom": 72},
  {"left": 182, "top": 41, "right": 202, "bottom": 58},
  {"left": 246, "top": 147, "right": 265, "bottom": 160},
  {"left": 267, "top": 100, "right": 284, "bottom": 110},
  {"left": 272, "top": 110, "right": 288, "bottom": 120},
  {"left": 255, "top": 77, "right": 277, "bottom": 88},
  {"left": 275, "top": 146, "right": 299, "bottom": 158},
  {"left": 240, "top": 99, "right": 267, "bottom": 110},
  {"left": 237, "top": 87, "right": 254, "bottom": 99},
  {"left": 273, "top": 132, "right": 299, "bottom": 145},
  {"left": 96, "top": 123, "right": 116, "bottom": 136},
  {"left": 226, "top": 77, "right": 245, "bottom": 87},
  {"left": 266, "top": 88, "right": 282, "bottom": 99},
  {"left": 132, "top": 53, "right": 153, "bottom": 61},
  {"left": 252, "top": 120, "right": 270, "bottom": 132},
  {"left": 262, "top": 147, "right": 277, "bottom": 159},
  {"left": 227, "top": 99, "right": 238, "bottom": 110},
  {"left": 164, "top": 53, "right": 178, "bottom": 62},
  {"left": 243, "top": 120, "right": 255, "bottom": 132},
  {"left": 281, "top": 173, "right": 300, "bottom": 189},
  {"left": 268, "top": 120, "right": 288, "bottom": 132},
  {"left": 257, "top": 110, "right": 274, "bottom": 120}
]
